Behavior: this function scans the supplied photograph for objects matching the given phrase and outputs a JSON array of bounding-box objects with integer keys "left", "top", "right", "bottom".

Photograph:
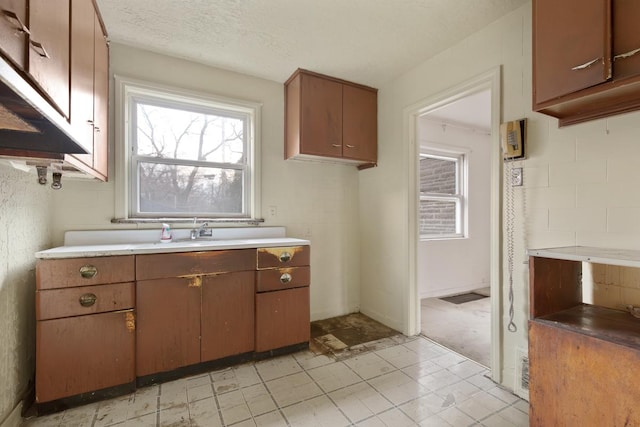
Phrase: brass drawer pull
[
  {"left": 79, "top": 265, "right": 98, "bottom": 279},
  {"left": 280, "top": 273, "right": 292, "bottom": 284},
  {"left": 279, "top": 252, "right": 292, "bottom": 263},
  {"left": 29, "top": 39, "right": 50, "bottom": 58},
  {"left": 79, "top": 293, "right": 97, "bottom": 307}
]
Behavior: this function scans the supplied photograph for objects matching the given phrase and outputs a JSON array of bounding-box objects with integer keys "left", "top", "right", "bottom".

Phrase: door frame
[{"left": 404, "top": 66, "right": 502, "bottom": 382}]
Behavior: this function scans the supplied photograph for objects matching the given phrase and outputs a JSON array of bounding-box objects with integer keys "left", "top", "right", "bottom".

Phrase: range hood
[{"left": 0, "top": 57, "right": 88, "bottom": 155}]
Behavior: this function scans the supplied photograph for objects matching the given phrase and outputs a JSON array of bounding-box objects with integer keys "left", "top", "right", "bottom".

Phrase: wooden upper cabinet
[
  {"left": 285, "top": 69, "right": 377, "bottom": 167},
  {"left": 298, "top": 73, "right": 343, "bottom": 158},
  {"left": 70, "top": 0, "right": 96, "bottom": 159},
  {"left": 28, "top": 0, "right": 70, "bottom": 118},
  {"left": 67, "top": 0, "right": 109, "bottom": 181},
  {"left": 0, "top": 0, "right": 28, "bottom": 69},
  {"left": 533, "top": 0, "right": 640, "bottom": 126},
  {"left": 343, "top": 84, "right": 377, "bottom": 162},
  {"left": 92, "top": 14, "right": 109, "bottom": 179},
  {"left": 533, "top": 0, "right": 611, "bottom": 106},
  {"left": 612, "top": 0, "right": 640, "bottom": 81}
]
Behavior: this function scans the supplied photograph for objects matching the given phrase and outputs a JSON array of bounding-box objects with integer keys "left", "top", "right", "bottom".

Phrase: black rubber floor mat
[{"left": 439, "top": 292, "right": 489, "bottom": 304}]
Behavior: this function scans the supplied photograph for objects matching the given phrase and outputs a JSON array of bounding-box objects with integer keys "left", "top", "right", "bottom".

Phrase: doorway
[
  {"left": 417, "top": 90, "right": 492, "bottom": 367},
  {"left": 406, "top": 67, "right": 502, "bottom": 380}
]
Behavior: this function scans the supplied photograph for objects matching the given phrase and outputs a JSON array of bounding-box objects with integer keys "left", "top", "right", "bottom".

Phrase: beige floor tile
[
  {"left": 266, "top": 372, "right": 323, "bottom": 407},
  {"left": 399, "top": 392, "right": 450, "bottom": 422},
  {"left": 255, "top": 355, "right": 302, "bottom": 382},
  {"left": 281, "top": 395, "right": 350, "bottom": 427},
  {"left": 329, "top": 381, "right": 393, "bottom": 423},
  {"left": 368, "top": 371, "right": 429, "bottom": 405},
  {"left": 375, "top": 407, "right": 417, "bottom": 427},
  {"left": 188, "top": 397, "right": 221, "bottom": 427},
  {"left": 306, "top": 361, "right": 362, "bottom": 392},
  {"left": 343, "top": 352, "right": 395, "bottom": 380},
  {"left": 120, "top": 412, "right": 157, "bottom": 426}
]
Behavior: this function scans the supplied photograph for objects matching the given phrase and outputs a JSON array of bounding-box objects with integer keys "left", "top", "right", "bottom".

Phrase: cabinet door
[
  {"left": 613, "top": 0, "right": 640, "bottom": 80},
  {"left": 201, "top": 271, "right": 255, "bottom": 362},
  {"left": 136, "top": 277, "right": 201, "bottom": 377},
  {"left": 529, "top": 321, "right": 640, "bottom": 426},
  {"left": 69, "top": 0, "right": 95, "bottom": 160},
  {"left": 533, "top": 0, "right": 611, "bottom": 105},
  {"left": 342, "top": 84, "right": 377, "bottom": 162},
  {"left": 92, "top": 14, "right": 109, "bottom": 179},
  {"left": 0, "top": 0, "right": 28, "bottom": 69},
  {"left": 36, "top": 309, "right": 135, "bottom": 403},
  {"left": 300, "top": 73, "right": 343, "bottom": 157},
  {"left": 28, "top": 0, "right": 70, "bottom": 118},
  {"left": 255, "top": 287, "right": 310, "bottom": 352}
]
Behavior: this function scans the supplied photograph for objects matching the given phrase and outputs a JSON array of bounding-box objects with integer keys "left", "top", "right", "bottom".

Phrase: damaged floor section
[{"left": 310, "top": 313, "right": 402, "bottom": 360}]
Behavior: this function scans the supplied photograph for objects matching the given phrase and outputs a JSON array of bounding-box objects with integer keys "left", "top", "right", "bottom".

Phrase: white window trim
[
  {"left": 419, "top": 144, "right": 469, "bottom": 240},
  {"left": 113, "top": 75, "right": 262, "bottom": 222}
]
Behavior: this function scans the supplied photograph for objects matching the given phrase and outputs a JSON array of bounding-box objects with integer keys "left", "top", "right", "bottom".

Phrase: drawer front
[
  {"left": 36, "top": 282, "right": 135, "bottom": 320},
  {"left": 36, "top": 256, "right": 135, "bottom": 290},
  {"left": 256, "top": 267, "right": 310, "bottom": 292},
  {"left": 257, "top": 246, "right": 310, "bottom": 269},
  {"left": 136, "top": 249, "right": 255, "bottom": 281}
]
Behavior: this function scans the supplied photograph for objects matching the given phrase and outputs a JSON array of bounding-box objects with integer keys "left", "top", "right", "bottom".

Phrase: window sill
[{"left": 111, "top": 217, "right": 265, "bottom": 226}]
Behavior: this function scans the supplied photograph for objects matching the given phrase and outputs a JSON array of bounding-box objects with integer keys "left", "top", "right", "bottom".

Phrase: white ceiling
[
  {"left": 95, "top": 0, "right": 527, "bottom": 87},
  {"left": 425, "top": 89, "right": 492, "bottom": 131}
]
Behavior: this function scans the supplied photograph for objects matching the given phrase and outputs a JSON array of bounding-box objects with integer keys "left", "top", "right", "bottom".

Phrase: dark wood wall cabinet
[
  {"left": 533, "top": 0, "right": 640, "bottom": 126},
  {"left": 285, "top": 69, "right": 377, "bottom": 169},
  {"left": 35, "top": 245, "right": 311, "bottom": 409},
  {"left": 0, "top": 0, "right": 109, "bottom": 180},
  {"left": 527, "top": 246, "right": 640, "bottom": 426}
]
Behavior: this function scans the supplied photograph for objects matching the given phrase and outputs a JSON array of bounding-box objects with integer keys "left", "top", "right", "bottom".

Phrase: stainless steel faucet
[{"left": 190, "top": 219, "right": 212, "bottom": 239}]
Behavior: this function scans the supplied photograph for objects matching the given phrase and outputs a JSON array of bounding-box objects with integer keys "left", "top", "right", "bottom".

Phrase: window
[
  {"left": 419, "top": 149, "right": 467, "bottom": 239},
  {"left": 116, "top": 77, "right": 260, "bottom": 220}
]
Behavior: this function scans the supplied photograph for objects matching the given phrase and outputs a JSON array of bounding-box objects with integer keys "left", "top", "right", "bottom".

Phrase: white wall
[
  {"left": 361, "top": 1, "right": 640, "bottom": 390},
  {"left": 50, "top": 43, "right": 361, "bottom": 322},
  {"left": 0, "top": 164, "right": 52, "bottom": 427},
  {"left": 418, "top": 119, "right": 491, "bottom": 298}
]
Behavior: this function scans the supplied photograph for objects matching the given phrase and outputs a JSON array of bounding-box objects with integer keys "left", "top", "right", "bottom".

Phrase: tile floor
[{"left": 22, "top": 335, "right": 529, "bottom": 427}]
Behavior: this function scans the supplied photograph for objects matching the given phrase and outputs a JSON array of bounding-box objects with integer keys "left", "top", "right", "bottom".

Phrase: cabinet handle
[
  {"left": 280, "top": 273, "right": 292, "bottom": 284},
  {"left": 614, "top": 47, "right": 640, "bottom": 61},
  {"left": 279, "top": 252, "right": 292, "bottom": 263},
  {"left": 571, "top": 57, "right": 601, "bottom": 71},
  {"left": 86, "top": 119, "right": 94, "bottom": 125},
  {"left": 29, "top": 40, "right": 50, "bottom": 59},
  {"left": 79, "top": 293, "right": 97, "bottom": 307},
  {"left": 345, "top": 144, "right": 355, "bottom": 148},
  {"left": 79, "top": 265, "right": 98, "bottom": 279},
  {"left": 2, "top": 10, "right": 30, "bottom": 34},
  {"left": 331, "top": 144, "right": 342, "bottom": 147},
  {"left": 94, "top": 126, "right": 101, "bottom": 133}
]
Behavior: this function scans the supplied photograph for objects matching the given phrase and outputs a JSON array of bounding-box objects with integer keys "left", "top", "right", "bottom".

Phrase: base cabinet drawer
[
  {"left": 36, "top": 309, "right": 135, "bottom": 403},
  {"left": 255, "top": 287, "right": 310, "bottom": 352},
  {"left": 36, "top": 282, "right": 134, "bottom": 320}
]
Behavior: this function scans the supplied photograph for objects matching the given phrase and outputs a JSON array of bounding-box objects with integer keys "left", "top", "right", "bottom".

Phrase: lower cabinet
[
  {"left": 136, "top": 270, "right": 256, "bottom": 377},
  {"left": 256, "top": 287, "right": 310, "bottom": 352},
  {"left": 35, "top": 245, "right": 309, "bottom": 407},
  {"left": 201, "top": 271, "right": 255, "bottom": 362},
  {"left": 36, "top": 310, "right": 135, "bottom": 403},
  {"left": 135, "top": 277, "right": 201, "bottom": 377},
  {"left": 529, "top": 319, "right": 640, "bottom": 426}
]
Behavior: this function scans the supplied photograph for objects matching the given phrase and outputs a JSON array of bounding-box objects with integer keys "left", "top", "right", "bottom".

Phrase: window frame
[
  {"left": 114, "top": 75, "right": 261, "bottom": 222},
  {"left": 419, "top": 146, "right": 468, "bottom": 240}
]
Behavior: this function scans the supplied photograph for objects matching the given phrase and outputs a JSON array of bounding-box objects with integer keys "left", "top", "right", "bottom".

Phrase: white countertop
[
  {"left": 36, "top": 227, "right": 310, "bottom": 259},
  {"left": 527, "top": 246, "right": 640, "bottom": 268}
]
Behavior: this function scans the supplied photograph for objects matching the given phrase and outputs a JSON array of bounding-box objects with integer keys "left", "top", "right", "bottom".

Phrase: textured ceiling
[{"left": 95, "top": 0, "right": 527, "bottom": 87}]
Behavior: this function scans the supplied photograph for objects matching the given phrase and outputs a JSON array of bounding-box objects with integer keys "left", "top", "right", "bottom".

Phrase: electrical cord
[{"left": 506, "top": 160, "right": 517, "bottom": 333}]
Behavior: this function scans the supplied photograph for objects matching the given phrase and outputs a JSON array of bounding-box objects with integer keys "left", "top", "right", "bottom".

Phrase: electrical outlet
[
  {"left": 512, "top": 167, "right": 523, "bottom": 187},
  {"left": 268, "top": 206, "right": 277, "bottom": 217}
]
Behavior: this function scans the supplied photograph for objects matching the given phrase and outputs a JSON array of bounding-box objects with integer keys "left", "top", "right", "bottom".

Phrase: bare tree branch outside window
[{"left": 132, "top": 102, "right": 248, "bottom": 216}]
